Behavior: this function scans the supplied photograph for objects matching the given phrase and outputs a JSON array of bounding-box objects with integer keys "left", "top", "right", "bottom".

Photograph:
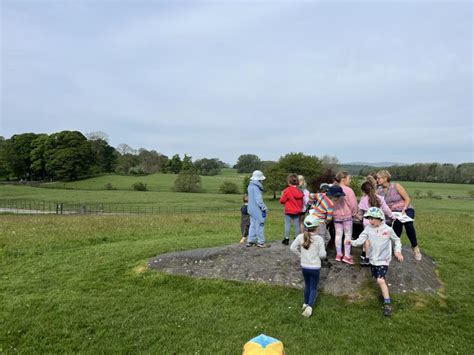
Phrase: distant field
[{"left": 40, "top": 168, "right": 248, "bottom": 194}]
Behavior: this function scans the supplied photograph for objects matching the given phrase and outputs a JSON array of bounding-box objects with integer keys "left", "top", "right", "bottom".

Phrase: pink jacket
[
  {"left": 358, "top": 194, "right": 394, "bottom": 226},
  {"left": 333, "top": 185, "right": 358, "bottom": 221}
]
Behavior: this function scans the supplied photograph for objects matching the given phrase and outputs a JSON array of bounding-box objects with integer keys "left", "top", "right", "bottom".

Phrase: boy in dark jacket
[{"left": 280, "top": 174, "right": 304, "bottom": 245}]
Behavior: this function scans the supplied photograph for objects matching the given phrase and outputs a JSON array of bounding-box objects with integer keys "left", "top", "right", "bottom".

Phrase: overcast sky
[{"left": 1, "top": 0, "right": 472, "bottom": 165}]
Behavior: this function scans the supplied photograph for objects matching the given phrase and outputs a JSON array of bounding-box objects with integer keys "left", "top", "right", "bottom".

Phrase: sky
[{"left": 1, "top": 0, "right": 472, "bottom": 165}]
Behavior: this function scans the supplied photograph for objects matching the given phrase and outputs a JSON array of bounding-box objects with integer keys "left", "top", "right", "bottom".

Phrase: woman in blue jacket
[{"left": 246, "top": 170, "right": 268, "bottom": 247}]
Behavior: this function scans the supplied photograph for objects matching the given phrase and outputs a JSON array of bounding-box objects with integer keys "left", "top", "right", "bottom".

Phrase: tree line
[
  {"left": 1, "top": 131, "right": 472, "bottom": 185},
  {"left": 0, "top": 131, "right": 227, "bottom": 181}
]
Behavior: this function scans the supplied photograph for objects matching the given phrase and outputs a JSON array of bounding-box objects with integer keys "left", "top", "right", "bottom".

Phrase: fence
[{"left": 0, "top": 199, "right": 235, "bottom": 215}]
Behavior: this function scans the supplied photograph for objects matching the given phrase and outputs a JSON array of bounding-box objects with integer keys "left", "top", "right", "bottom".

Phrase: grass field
[{"left": 1, "top": 175, "right": 474, "bottom": 353}]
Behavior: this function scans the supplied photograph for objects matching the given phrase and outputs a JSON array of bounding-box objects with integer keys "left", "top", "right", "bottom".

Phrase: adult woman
[
  {"left": 246, "top": 170, "right": 268, "bottom": 248},
  {"left": 376, "top": 170, "right": 422, "bottom": 261}
]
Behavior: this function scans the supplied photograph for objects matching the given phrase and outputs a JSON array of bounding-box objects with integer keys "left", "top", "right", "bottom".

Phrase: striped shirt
[{"left": 309, "top": 193, "right": 334, "bottom": 222}]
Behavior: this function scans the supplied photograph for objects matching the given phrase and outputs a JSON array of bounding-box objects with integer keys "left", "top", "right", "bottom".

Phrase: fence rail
[{"left": 0, "top": 199, "right": 235, "bottom": 215}]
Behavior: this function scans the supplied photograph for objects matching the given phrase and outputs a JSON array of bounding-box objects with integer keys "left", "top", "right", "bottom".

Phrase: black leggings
[{"left": 392, "top": 208, "right": 418, "bottom": 247}]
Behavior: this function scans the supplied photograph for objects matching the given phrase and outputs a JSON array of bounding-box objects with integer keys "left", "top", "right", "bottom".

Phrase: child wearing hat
[
  {"left": 351, "top": 207, "right": 404, "bottom": 316},
  {"left": 308, "top": 185, "right": 345, "bottom": 247},
  {"left": 290, "top": 214, "right": 327, "bottom": 317}
]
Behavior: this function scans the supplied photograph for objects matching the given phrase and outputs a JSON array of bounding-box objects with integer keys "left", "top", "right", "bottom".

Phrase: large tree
[
  {"left": 234, "top": 154, "right": 263, "bottom": 173},
  {"left": 194, "top": 158, "right": 221, "bottom": 176},
  {"left": 277, "top": 152, "right": 323, "bottom": 178},
  {"left": 44, "top": 131, "right": 93, "bottom": 180},
  {"left": 30, "top": 134, "right": 49, "bottom": 180},
  {"left": 4, "top": 133, "right": 39, "bottom": 179}
]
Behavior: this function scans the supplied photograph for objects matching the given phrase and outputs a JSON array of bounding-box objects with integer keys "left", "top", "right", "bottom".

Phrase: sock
[
  {"left": 344, "top": 243, "right": 351, "bottom": 257},
  {"left": 384, "top": 298, "right": 391, "bottom": 304}
]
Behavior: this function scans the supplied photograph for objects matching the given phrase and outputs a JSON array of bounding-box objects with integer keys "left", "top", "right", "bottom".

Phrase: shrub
[
  {"left": 219, "top": 181, "right": 239, "bottom": 194},
  {"left": 104, "top": 182, "right": 116, "bottom": 190},
  {"left": 426, "top": 190, "right": 434, "bottom": 198},
  {"left": 132, "top": 182, "right": 147, "bottom": 191},
  {"left": 468, "top": 190, "right": 474, "bottom": 198},
  {"left": 242, "top": 175, "right": 251, "bottom": 194},
  {"left": 174, "top": 171, "right": 202, "bottom": 193}
]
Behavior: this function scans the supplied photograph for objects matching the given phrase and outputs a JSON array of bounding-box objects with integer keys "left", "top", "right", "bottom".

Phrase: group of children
[{"left": 240, "top": 170, "right": 419, "bottom": 317}]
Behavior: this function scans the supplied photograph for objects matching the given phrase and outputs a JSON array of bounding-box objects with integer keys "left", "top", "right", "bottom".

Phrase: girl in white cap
[{"left": 246, "top": 170, "right": 269, "bottom": 247}]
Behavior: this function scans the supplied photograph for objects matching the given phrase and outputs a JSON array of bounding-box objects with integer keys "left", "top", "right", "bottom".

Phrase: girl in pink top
[
  {"left": 359, "top": 181, "right": 394, "bottom": 227},
  {"left": 333, "top": 171, "right": 359, "bottom": 265}
]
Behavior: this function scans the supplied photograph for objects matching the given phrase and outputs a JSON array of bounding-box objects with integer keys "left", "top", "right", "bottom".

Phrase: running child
[
  {"left": 290, "top": 214, "right": 327, "bottom": 318},
  {"left": 333, "top": 171, "right": 359, "bottom": 264},
  {"left": 280, "top": 174, "right": 304, "bottom": 245},
  {"left": 351, "top": 207, "right": 404, "bottom": 316},
  {"left": 357, "top": 181, "right": 395, "bottom": 265}
]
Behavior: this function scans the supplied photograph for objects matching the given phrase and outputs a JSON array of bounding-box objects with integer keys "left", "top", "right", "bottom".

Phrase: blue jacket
[{"left": 247, "top": 180, "right": 268, "bottom": 222}]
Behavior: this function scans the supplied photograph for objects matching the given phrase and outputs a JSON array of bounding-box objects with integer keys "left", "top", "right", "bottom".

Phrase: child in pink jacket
[{"left": 333, "top": 171, "right": 359, "bottom": 264}]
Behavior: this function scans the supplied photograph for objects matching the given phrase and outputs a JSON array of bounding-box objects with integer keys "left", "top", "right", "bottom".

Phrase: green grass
[
  {"left": 40, "top": 168, "right": 248, "bottom": 193},
  {"left": 1, "top": 190, "right": 474, "bottom": 353}
]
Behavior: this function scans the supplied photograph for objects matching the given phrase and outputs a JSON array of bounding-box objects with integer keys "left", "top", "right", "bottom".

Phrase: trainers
[
  {"left": 360, "top": 257, "right": 370, "bottom": 266},
  {"left": 282, "top": 238, "right": 289, "bottom": 245},
  {"left": 383, "top": 304, "right": 392, "bottom": 316},
  {"left": 335, "top": 254, "right": 343, "bottom": 262},
  {"left": 302, "top": 303, "right": 308, "bottom": 311},
  {"left": 342, "top": 255, "right": 354, "bottom": 265},
  {"left": 257, "top": 243, "right": 267, "bottom": 248},
  {"left": 240, "top": 237, "right": 247, "bottom": 244},
  {"left": 413, "top": 246, "right": 422, "bottom": 261},
  {"left": 302, "top": 306, "right": 313, "bottom": 317},
  {"left": 246, "top": 242, "right": 256, "bottom": 247}
]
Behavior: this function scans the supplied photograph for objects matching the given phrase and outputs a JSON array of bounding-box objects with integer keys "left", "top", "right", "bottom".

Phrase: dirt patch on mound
[{"left": 148, "top": 242, "right": 441, "bottom": 296}]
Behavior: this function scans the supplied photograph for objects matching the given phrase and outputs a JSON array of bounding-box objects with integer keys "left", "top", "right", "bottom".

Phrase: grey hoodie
[{"left": 351, "top": 224, "right": 402, "bottom": 266}]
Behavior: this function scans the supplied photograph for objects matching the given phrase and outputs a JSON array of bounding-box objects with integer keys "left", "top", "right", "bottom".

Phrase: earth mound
[{"left": 148, "top": 241, "right": 441, "bottom": 296}]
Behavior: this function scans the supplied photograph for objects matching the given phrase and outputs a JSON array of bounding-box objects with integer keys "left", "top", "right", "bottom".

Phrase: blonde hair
[
  {"left": 366, "top": 175, "right": 377, "bottom": 188},
  {"left": 298, "top": 175, "right": 306, "bottom": 188},
  {"left": 377, "top": 170, "right": 391, "bottom": 182},
  {"left": 303, "top": 227, "right": 317, "bottom": 249},
  {"left": 335, "top": 171, "right": 350, "bottom": 183}
]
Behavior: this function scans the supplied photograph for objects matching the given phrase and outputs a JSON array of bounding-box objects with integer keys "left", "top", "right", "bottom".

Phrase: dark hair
[
  {"left": 361, "top": 181, "right": 381, "bottom": 208},
  {"left": 303, "top": 227, "right": 318, "bottom": 249},
  {"left": 287, "top": 174, "right": 299, "bottom": 186}
]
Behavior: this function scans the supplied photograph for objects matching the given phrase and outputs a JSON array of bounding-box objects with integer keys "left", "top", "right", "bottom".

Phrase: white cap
[{"left": 250, "top": 170, "right": 266, "bottom": 181}]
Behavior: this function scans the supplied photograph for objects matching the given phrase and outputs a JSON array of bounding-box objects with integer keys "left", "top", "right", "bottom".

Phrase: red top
[{"left": 279, "top": 185, "right": 304, "bottom": 215}]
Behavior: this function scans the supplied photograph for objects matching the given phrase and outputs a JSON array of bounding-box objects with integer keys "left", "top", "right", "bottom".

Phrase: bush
[
  {"left": 426, "top": 190, "right": 434, "bottom": 198},
  {"left": 468, "top": 190, "right": 474, "bottom": 198},
  {"left": 104, "top": 182, "right": 116, "bottom": 190},
  {"left": 132, "top": 182, "right": 147, "bottom": 191},
  {"left": 219, "top": 181, "right": 239, "bottom": 194},
  {"left": 242, "top": 175, "right": 251, "bottom": 194},
  {"left": 174, "top": 171, "right": 202, "bottom": 192}
]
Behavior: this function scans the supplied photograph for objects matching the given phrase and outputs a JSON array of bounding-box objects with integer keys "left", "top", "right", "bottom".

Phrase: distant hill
[{"left": 343, "top": 162, "right": 403, "bottom": 167}]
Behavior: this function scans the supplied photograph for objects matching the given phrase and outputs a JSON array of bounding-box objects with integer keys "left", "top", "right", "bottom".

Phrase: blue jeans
[
  {"left": 284, "top": 214, "right": 301, "bottom": 240},
  {"left": 392, "top": 208, "right": 417, "bottom": 247},
  {"left": 248, "top": 214, "right": 265, "bottom": 244},
  {"left": 302, "top": 268, "right": 321, "bottom": 307}
]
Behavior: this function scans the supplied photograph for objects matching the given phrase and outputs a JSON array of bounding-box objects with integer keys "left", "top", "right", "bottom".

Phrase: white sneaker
[
  {"left": 302, "top": 306, "right": 313, "bottom": 317},
  {"left": 413, "top": 246, "right": 422, "bottom": 261},
  {"left": 302, "top": 303, "right": 308, "bottom": 311}
]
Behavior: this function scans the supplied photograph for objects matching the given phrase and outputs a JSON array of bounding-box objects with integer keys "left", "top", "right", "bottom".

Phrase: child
[
  {"left": 308, "top": 185, "right": 345, "bottom": 247},
  {"left": 280, "top": 174, "right": 304, "bottom": 245},
  {"left": 332, "top": 171, "right": 359, "bottom": 264},
  {"left": 298, "top": 175, "right": 310, "bottom": 232},
  {"left": 357, "top": 181, "right": 394, "bottom": 265},
  {"left": 290, "top": 215, "right": 327, "bottom": 317},
  {"left": 351, "top": 207, "right": 404, "bottom": 316},
  {"left": 240, "top": 193, "right": 250, "bottom": 243}
]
